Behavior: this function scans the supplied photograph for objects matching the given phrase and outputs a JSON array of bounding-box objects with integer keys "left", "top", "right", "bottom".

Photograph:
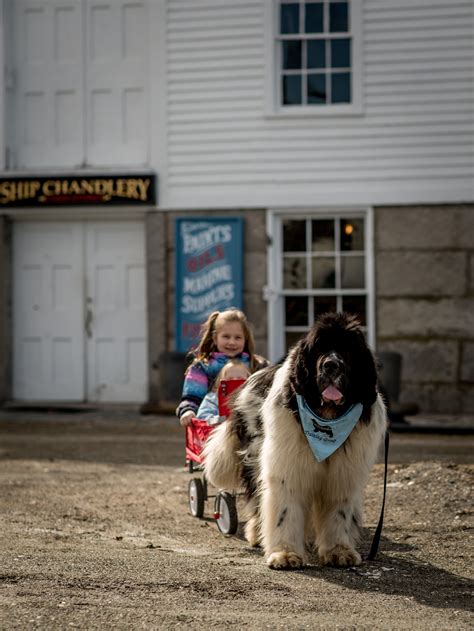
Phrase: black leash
[{"left": 367, "top": 430, "right": 390, "bottom": 561}]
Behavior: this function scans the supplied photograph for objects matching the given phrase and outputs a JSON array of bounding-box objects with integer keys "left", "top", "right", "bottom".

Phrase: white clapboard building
[{"left": 0, "top": 0, "right": 472, "bottom": 414}]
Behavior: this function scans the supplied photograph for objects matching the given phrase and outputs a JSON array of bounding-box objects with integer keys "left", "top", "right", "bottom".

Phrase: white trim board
[{"left": 162, "top": 181, "right": 474, "bottom": 210}]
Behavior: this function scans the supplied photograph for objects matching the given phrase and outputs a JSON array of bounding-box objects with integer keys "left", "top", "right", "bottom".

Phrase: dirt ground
[{"left": 0, "top": 409, "right": 472, "bottom": 630}]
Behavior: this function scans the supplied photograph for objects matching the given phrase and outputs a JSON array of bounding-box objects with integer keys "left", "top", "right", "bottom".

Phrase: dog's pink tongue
[{"left": 322, "top": 386, "right": 343, "bottom": 402}]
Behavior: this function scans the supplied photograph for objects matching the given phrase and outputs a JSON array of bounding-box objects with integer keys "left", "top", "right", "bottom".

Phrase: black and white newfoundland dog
[{"left": 203, "top": 312, "right": 387, "bottom": 570}]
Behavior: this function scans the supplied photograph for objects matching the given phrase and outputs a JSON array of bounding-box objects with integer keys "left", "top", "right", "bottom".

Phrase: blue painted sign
[{"left": 176, "top": 217, "right": 244, "bottom": 353}]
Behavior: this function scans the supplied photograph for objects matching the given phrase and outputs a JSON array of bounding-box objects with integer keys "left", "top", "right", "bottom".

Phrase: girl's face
[
  {"left": 224, "top": 365, "right": 250, "bottom": 380},
  {"left": 213, "top": 321, "right": 246, "bottom": 357}
]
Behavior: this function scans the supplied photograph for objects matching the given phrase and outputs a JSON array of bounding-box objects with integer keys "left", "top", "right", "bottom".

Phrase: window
[
  {"left": 267, "top": 210, "right": 374, "bottom": 360},
  {"left": 265, "top": 0, "right": 362, "bottom": 115}
]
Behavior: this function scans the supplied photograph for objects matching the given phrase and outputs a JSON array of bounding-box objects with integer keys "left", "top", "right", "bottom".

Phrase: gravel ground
[{"left": 0, "top": 410, "right": 472, "bottom": 630}]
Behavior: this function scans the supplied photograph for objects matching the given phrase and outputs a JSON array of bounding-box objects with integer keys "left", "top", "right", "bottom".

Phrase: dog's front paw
[
  {"left": 319, "top": 545, "right": 361, "bottom": 567},
  {"left": 267, "top": 550, "right": 305, "bottom": 570}
]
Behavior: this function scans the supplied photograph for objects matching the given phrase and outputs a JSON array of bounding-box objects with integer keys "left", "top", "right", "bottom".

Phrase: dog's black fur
[{"left": 287, "top": 312, "right": 378, "bottom": 419}]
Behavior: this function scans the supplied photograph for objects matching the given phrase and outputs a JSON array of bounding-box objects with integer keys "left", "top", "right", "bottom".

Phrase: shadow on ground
[
  {"left": 233, "top": 528, "right": 473, "bottom": 614},
  {"left": 308, "top": 538, "right": 473, "bottom": 612}
]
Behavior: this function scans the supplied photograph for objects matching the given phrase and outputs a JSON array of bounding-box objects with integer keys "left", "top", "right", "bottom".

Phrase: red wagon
[{"left": 185, "top": 379, "right": 245, "bottom": 535}]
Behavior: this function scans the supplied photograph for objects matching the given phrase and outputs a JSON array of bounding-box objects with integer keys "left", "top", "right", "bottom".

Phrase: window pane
[
  {"left": 331, "top": 38, "right": 351, "bottom": 68},
  {"left": 305, "top": 2, "right": 323, "bottom": 33},
  {"left": 307, "top": 39, "right": 326, "bottom": 69},
  {"left": 313, "top": 296, "right": 337, "bottom": 317},
  {"left": 342, "top": 296, "right": 366, "bottom": 326},
  {"left": 312, "top": 219, "right": 335, "bottom": 252},
  {"left": 281, "top": 3, "right": 300, "bottom": 34},
  {"left": 330, "top": 2, "right": 349, "bottom": 32},
  {"left": 282, "top": 40, "right": 302, "bottom": 69},
  {"left": 283, "top": 219, "right": 306, "bottom": 251},
  {"left": 341, "top": 256, "right": 365, "bottom": 289},
  {"left": 284, "top": 256, "right": 307, "bottom": 289},
  {"left": 285, "top": 296, "right": 308, "bottom": 326},
  {"left": 311, "top": 256, "right": 335, "bottom": 288},
  {"left": 286, "top": 331, "right": 305, "bottom": 351},
  {"left": 341, "top": 218, "right": 364, "bottom": 251},
  {"left": 283, "top": 75, "right": 302, "bottom": 105},
  {"left": 308, "top": 73, "right": 326, "bottom": 104},
  {"left": 331, "top": 72, "right": 351, "bottom": 103}
]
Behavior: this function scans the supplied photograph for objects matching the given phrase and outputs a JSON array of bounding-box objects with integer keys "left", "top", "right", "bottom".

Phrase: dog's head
[{"left": 289, "top": 312, "right": 378, "bottom": 417}]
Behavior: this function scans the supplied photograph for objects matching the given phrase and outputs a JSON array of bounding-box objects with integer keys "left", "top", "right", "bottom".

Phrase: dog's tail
[{"left": 203, "top": 421, "right": 242, "bottom": 490}]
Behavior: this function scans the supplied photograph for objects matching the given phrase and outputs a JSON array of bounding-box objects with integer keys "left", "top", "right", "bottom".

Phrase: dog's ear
[
  {"left": 289, "top": 337, "right": 313, "bottom": 395},
  {"left": 353, "top": 337, "right": 378, "bottom": 407}
]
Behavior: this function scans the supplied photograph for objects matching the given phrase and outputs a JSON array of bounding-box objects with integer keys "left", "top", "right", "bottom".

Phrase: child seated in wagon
[
  {"left": 185, "top": 359, "right": 251, "bottom": 535},
  {"left": 185, "top": 359, "right": 250, "bottom": 469},
  {"left": 196, "top": 359, "right": 250, "bottom": 425}
]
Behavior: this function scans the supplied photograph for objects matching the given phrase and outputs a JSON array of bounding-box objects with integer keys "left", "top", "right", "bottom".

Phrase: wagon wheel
[
  {"left": 214, "top": 492, "right": 238, "bottom": 535},
  {"left": 188, "top": 478, "right": 205, "bottom": 518}
]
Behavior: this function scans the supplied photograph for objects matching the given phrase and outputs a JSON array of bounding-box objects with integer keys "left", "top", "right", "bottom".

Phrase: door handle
[{"left": 85, "top": 306, "right": 93, "bottom": 338}]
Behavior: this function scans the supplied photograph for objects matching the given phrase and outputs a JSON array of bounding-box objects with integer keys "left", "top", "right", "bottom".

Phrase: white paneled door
[
  {"left": 13, "top": 222, "right": 85, "bottom": 400},
  {"left": 13, "top": 221, "right": 147, "bottom": 402},
  {"left": 85, "top": 222, "right": 147, "bottom": 402},
  {"left": 12, "top": 0, "right": 149, "bottom": 169},
  {"left": 14, "top": 1, "right": 85, "bottom": 168}
]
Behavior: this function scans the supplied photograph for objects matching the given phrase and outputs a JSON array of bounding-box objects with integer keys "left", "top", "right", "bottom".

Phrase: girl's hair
[
  {"left": 192, "top": 308, "right": 259, "bottom": 370},
  {"left": 212, "top": 359, "right": 250, "bottom": 391}
]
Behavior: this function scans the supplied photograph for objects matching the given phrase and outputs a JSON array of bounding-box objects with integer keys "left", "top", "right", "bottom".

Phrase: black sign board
[{"left": 0, "top": 173, "right": 157, "bottom": 207}]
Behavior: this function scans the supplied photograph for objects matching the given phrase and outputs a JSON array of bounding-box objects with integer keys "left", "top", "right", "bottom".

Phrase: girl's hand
[{"left": 180, "top": 410, "right": 195, "bottom": 427}]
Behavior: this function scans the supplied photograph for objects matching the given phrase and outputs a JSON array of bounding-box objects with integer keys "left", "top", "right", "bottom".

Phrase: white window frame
[
  {"left": 266, "top": 207, "right": 375, "bottom": 362},
  {"left": 264, "top": 0, "right": 363, "bottom": 117}
]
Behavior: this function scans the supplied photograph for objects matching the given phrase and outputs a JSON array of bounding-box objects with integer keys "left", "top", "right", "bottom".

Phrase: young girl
[
  {"left": 196, "top": 359, "right": 250, "bottom": 426},
  {"left": 176, "top": 308, "right": 268, "bottom": 427}
]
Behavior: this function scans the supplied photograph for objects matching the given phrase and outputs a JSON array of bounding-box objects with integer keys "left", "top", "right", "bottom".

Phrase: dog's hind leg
[
  {"left": 243, "top": 494, "right": 260, "bottom": 547},
  {"left": 203, "top": 422, "right": 241, "bottom": 490}
]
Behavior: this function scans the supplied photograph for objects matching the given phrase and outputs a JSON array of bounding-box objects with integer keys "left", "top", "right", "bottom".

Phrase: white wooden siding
[{"left": 164, "top": 0, "right": 474, "bottom": 208}]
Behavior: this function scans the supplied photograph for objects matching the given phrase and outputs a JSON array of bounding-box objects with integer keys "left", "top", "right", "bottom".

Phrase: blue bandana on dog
[{"left": 296, "top": 394, "right": 363, "bottom": 462}]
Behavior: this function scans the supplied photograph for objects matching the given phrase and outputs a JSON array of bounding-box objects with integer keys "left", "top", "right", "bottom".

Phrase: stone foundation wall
[
  {"left": 145, "top": 211, "right": 168, "bottom": 404},
  {"left": 375, "top": 205, "right": 474, "bottom": 413}
]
